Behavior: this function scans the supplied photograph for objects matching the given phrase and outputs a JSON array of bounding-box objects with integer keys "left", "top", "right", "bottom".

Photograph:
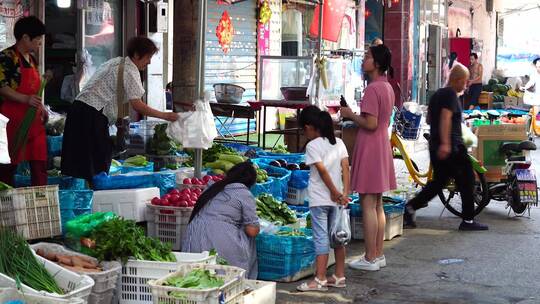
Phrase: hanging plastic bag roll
[
  {"left": 166, "top": 99, "right": 218, "bottom": 149},
  {"left": 329, "top": 207, "right": 351, "bottom": 248}
]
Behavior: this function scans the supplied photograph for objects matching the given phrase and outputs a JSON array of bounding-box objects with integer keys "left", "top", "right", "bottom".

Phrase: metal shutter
[{"left": 206, "top": 1, "right": 258, "bottom": 102}]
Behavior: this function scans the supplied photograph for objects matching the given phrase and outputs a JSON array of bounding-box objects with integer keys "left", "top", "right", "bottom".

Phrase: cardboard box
[
  {"left": 504, "top": 96, "right": 523, "bottom": 108},
  {"left": 479, "top": 91, "right": 493, "bottom": 108},
  {"left": 473, "top": 124, "right": 528, "bottom": 182}
]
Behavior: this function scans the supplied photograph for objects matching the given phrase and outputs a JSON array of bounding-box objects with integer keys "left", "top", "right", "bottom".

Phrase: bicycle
[{"left": 391, "top": 109, "right": 491, "bottom": 218}]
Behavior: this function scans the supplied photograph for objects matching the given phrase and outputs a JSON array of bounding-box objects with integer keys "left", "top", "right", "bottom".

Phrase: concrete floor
[{"left": 276, "top": 139, "right": 540, "bottom": 304}]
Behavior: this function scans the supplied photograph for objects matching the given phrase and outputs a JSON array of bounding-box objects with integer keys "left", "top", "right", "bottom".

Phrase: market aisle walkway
[{"left": 275, "top": 139, "right": 540, "bottom": 304}]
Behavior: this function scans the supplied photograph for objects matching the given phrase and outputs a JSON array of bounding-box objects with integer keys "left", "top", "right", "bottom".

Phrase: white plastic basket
[
  {"left": 146, "top": 204, "right": 193, "bottom": 251},
  {"left": 93, "top": 187, "right": 160, "bottom": 222},
  {"left": 243, "top": 280, "right": 276, "bottom": 304},
  {"left": 119, "top": 251, "right": 216, "bottom": 304},
  {"left": 87, "top": 288, "right": 115, "bottom": 304},
  {"left": 0, "top": 185, "right": 62, "bottom": 240},
  {"left": 148, "top": 264, "right": 246, "bottom": 304},
  {"left": 0, "top": 288, "right": 85, "bottom": 304},
  {"left": 285, "top": 186, "right": 308, "bottom": 206},
  {"left": 0, "top": 251, "right": 95, "bottom": 303},
  {"left": 30, "top": 243, "right": 122, "bottom": 295}
]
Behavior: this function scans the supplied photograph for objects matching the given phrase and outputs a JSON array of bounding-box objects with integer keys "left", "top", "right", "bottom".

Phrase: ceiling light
[{"left": 57, "top": 0, "right": 71, "bottom": 8}]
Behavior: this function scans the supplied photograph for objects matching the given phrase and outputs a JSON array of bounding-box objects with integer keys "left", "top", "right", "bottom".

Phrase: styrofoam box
[
  {"left": 92, "top": 187, "right": 160, "bottom": 222},
  {"left": 243, "top": 280, "right": 276, "bottom": 304},
  {"left": 351, "top": 211, "right": 404, "bottom": 241},
  {"left": 119, "top": 251, "right": 217, "bottom": 304},
  {"left": 0, "top": 252, "right": 94, "bottom": 303}
]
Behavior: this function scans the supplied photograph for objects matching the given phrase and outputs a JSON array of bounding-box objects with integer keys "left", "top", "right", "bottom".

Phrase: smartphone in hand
[{"left": 339, "top": 95, "right": 352, "bottom": 122}]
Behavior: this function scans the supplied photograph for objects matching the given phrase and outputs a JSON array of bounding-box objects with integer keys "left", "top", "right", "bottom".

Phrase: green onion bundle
[{"left": 0, "top": 229, "right": 64, "bottom": 294}]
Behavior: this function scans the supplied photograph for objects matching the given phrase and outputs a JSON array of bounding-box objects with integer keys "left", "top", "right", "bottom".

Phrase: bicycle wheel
[{"left": 438, "top": 170, "right": 490, "bottom": 218}]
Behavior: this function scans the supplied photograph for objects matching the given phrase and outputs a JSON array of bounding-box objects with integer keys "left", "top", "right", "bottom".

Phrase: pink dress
[{"left": 351, "top": 76, "right": 397, "bottom": 194}]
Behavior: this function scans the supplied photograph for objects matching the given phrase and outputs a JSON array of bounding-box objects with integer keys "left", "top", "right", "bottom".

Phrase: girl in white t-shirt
[{"left": 297, "top": 106, "right": 350, "bottom": 292}]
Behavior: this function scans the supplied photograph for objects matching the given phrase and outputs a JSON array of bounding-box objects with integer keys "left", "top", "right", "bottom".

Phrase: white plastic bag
[
  {"left": 0, "top": 114, "right": 10, "bottom": 164},
  {"left": 329, "top": 207, "right": 351, "bottom": 248},
  {"left": 166, "top": 100, "right": 218, "bottom": 149},
  {"left": 461, "top": 123, "right": 478, "bottom": 148}
]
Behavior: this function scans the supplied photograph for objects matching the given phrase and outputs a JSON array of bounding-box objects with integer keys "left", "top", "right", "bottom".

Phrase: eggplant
[
  {"left": 287, "top": 163, "right": 300, "bottom": 171},
  {"left": 269, "top": 160, "right": 282, "bottom": 168},
  {"left": 299, "top": 162, "right": 309, "bottom": 170},
  {"left": 276, "top": 159, "right": 288, "bottom": 167}
]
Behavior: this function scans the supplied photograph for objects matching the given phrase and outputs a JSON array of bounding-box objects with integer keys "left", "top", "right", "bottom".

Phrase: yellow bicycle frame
[
  {"left": 391, "top": 131, "right": 433, "bottom": 187},
  {"left": 529, "top": 107, "right": 540, "bottom": 136}
]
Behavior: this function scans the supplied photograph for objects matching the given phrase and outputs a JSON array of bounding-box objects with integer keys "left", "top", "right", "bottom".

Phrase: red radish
[
  {"left": 151, "top": 197, "right": 161, "bottom": 205},
  {"left": 203, "top": 175, "right": 213, "bottom": 183},
  {"left": 190, "top": 194, "right": 199, "bottom": 202},
  {"left": 169, "top": 194, "right": 180, "bottom": 203},
  {"left": 191, "top": 177, "right": 199, "bottom": 184},
  {"left": 183, "top": 178, "right": 192, "bottom": 185},
  {"left": 212, "top": 175, "right": 220, "bottom": 182},
  {"left": 163, "top": 194, "right": 171, "bottom": 201},
  {"left": 181, "top": 188, "right": 191, "bottom": 195},
  {"left": 160, "top": 198, "right": 170, "bottom": 206},
  {"left": 169, "top": 189, "right": 180, "bottom": 195},
  {"left": 178, "top": 200, "right": 189, "bottom": 207},
  {"left": 193, "top": 188, "right": 202, "bottom": 196}
]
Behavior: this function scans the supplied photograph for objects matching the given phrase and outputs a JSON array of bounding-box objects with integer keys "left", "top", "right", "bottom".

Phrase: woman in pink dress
[{"left": 340, "top": 44, "right": 396, "bottom": 271}]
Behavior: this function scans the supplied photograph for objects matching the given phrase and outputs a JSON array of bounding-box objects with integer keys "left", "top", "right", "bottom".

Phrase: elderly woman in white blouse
[{"left": 61, "top": 36, "right": 177, "bottom": 183}]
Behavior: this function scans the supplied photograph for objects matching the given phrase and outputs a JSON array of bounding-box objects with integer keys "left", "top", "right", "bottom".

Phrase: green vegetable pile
[
  {"left": 276, "top": 229, "right": 306, "bottom": 237},
  {"left": 256, "top": 167, "right": 268, "bottom": 183},
  {"left": 0, "top": 229, "right": 64, "bottom": 294},
  {"left": 90, "top": 218, "right": 176, "bottom": 264},
  {"left": 111, "top": 159, "right": 122, "bottom": 167},
  {"left": 123, "top": 155, "right": 149, "bottom": 167},
  {"left": 0, "top": 181, "right": 11, "bottom": 191},
  {"left": 205, "top": 153, "right": 246, "bottom": 174},
  {"left": 165, "top": 269, "right": 224, "bottom": 291},
  {"left": 185, "top": 143, "right": 236, "bottom": 167},
  {"left": 271, "top": 145, "right": 289, "bottom": 154},
  {"left": 149, "top": 123, "right": 180, "bottom": 155},
  {"left": 256, "top": 194, "right": 297, "bottom": 225}
]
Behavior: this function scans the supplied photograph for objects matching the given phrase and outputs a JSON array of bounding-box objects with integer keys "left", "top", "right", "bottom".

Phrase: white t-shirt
[{"left": 305, "top": 137, "right": 349, "bottom": 207}]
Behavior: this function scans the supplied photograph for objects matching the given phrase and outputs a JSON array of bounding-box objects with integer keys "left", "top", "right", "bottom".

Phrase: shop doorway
[
  {"left": 43, "top": 0, "right": 123, "bottom": 113},
  {"left": 419, "top": 23, "right": 443, "bottom": 104}
]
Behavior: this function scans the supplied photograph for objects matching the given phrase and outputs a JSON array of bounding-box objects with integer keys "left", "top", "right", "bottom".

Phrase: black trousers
[
  {"left": 408, "top": 145, "right": 476, "bottom": 221},
  {"left": 468, "top": 83, "right": 483, "bottom": 107},
  {"left": 61, "top": 101, "right": 112, "bottom": 182}
]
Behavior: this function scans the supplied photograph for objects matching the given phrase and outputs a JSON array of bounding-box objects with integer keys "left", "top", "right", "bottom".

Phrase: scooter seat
[{"left": 500, "top": 141, "right": 537, "bottom": 154}]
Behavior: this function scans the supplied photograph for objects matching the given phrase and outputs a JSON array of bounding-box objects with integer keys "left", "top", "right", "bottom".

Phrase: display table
[
  {"left": 210, "top": 102, "right": 260, "bottom": 146},
  {"left": 249, "top": 100, "right": 310, "bottom": 150}
]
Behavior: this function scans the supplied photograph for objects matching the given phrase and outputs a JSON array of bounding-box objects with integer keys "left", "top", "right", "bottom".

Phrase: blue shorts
[{"left": 310, "top": 205, "right": 339, "bottom": 255}]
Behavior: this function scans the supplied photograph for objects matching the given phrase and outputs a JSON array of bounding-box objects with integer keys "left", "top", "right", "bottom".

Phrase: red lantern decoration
[{"left": 216, "top": 10, "right": 234, "bottom": 53}]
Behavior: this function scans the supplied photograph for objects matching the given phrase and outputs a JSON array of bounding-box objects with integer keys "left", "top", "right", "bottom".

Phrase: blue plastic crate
[
  {"left": 59, "top": 190, "right": 94, "bottom": 232},
  {"left": 256, "top": 151, "right": 305, "bottom": 164},
  {"left": 120, "top": 162, "right": 155, "bottom": 174},
  {"left": 257, "top": 251, "right": 315, "bottom": 281},
  {"left": 92, "top": 171, "right": 175, "bottom": 196},
  {"left": 256, "top": 228, "right": 313, "bottom": 255},
  {"left": 288, "top": 205, "right": 310, "bottom": 218},
  {"left": 251, "top": 178, "right": 275, "bottom": 198},
  {"left": 14, "top": 175, "right": 87, "bottom": 190},
  {"left": 222, "top": 143, "right": 262, "bottom": 154},
  {"left": 47, "top": 135, "right": 63, "bottom": 157},
  {"left": 348, "top": 196, "right": 405, "bottom": 216},
  {"left": 252, "top": 160, "right": 291, "bottom": 201},
  {"left": 400, "top": 110, "right": 422, "bottom": 140}
]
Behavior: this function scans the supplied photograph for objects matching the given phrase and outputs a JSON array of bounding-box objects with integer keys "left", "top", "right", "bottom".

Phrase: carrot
[
  {"left": 56, "top": 255, "right": 73, "bottom": 266},
  {"left": 71, "top": 256, "right": 96, "bottom": 269}
]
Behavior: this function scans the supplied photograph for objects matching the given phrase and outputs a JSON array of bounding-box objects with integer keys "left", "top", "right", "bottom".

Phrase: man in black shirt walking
[{"left": 404, "top": 63, "right": 488, "bottom": 231}]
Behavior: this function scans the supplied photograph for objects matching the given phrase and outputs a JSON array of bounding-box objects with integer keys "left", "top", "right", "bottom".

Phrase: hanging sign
[
  {"left": 0, "top": 0, "right": 30, "bottom": 47},
  {"left": 216, "top": 10, "right": 234, "bottom": 54},
  {"left": 309, "top": 0, "right": 348, "bottom": 42}
]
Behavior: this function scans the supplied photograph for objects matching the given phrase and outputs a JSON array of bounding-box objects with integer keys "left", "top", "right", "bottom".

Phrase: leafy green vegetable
[
  {"left": 185, "top": 143, "right": 236, "bottom": 167},
  {"left": 0, "top": 229, "right": 64, "bottom": 294},
  {"left": 123, "top": 155, "right": 148, "bottom": 167},
  {"left": 165, "top": 269, "right": 224, "bottom": 292},
  {"left": 111, "top": 159, "right": 122, "bottom": 167},
  {"left": 256, "top": 194, "right": 297, "bottom": 225},
  {"left": 0, "top": 181, "right": 12, "bottom": 191},
  {"left": 149, "top": 124, "right": 179, "bottom": 156},
  {"left": 90, "top": 218, "right": 176, "bottom": 264},
  {"left": 276, "top": 229, "right": 306, "bottom": 237},
  {"left": 271, "top": 145, "right": 289, "bottom": 154}
]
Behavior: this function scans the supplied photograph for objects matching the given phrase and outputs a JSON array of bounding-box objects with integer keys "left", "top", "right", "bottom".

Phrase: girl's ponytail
[{"left": 317, "top": 111, "right": 336, "bottom": 145}]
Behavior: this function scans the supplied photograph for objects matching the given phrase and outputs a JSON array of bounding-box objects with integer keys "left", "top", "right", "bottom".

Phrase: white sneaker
[
  {"left": 359, "top": 253, "right": 386, "bottom": 268},
  {"left": 377, "top": 255, "right": 386, "bottom": 268},
  {"left": 349, "top": 256, "right": 380, "bottom": 271}
]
